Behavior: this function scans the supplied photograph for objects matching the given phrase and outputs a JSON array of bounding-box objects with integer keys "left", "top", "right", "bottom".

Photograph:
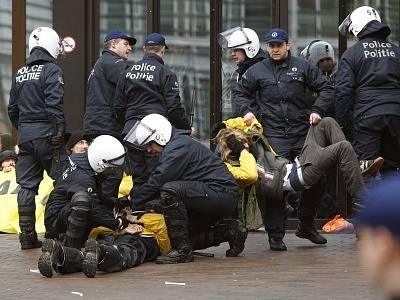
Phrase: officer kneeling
[{"left": 125, "top": 114, "right": 247, "bottom": 264}]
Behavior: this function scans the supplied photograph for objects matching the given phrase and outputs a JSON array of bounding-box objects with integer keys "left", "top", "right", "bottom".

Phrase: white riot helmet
[
  {"left": 300, "top": 40, "right": 335, "bottom": 66},
  {"left": 87, "top": 135, "right": 125, "bottom": 173},
  {"left": 218, "top": 27, "right": 260, "bottom": 59},
  {"left": 338, "top": 6, "right": 381, "bottom": 37},
  {"left": 28, "top": 27, "right": 64, "bottom": 59},
  {"left": 124, "top": 114, "right": 172, "bottom": 148}
]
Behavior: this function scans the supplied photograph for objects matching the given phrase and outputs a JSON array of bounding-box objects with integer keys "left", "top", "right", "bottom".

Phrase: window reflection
[
  {"left": 289, "top": 0, "right": 338, "bottom": 57},
  {"left": 100, "top": 0, "right": 146, "bottom": 63},
  {"left": 160, "top": 0, "right": 210, "bottom": 143},
  {"left": 221, "top": 0, "right": 272, "bottom": 120},
  {"left": 0, "top": 0, "right": 12, "bottom": 134}
]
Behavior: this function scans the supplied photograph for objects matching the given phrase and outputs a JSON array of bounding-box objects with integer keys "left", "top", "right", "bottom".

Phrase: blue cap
[
  {"left": 144, "top": 33, "right": 169, "bottom": 49},
  {"left": 104, "top": 30, "right": 136, "bottom": 45},
  {"left": 265, "top": 28, "right": 289, "bottom": 43},
  {"left": 356, "top": 175, "right": 400, "bottom": 237}
]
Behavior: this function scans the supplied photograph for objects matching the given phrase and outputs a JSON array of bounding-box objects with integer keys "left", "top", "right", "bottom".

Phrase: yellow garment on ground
[
  {"left": 89, "top": 213, "right": 171, "bottom": 255},
  {"left": 225, "top": 150, "right": 258, "bottom": 190},
  {"left": 223, "top": 117, "right": 263, "bottom": 133},
  {"left": 0, "top": 169, "right": 53, "bottom": 233}
]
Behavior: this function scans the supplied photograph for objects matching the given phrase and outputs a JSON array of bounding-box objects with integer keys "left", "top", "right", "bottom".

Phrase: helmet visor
[
  {"left": 338, "top": 15, "right": 351, "bottom": 36},
  {"left": 124, "top": 121, "right": 155, "bottom": 149},
  {"left": 218, "top": 26, "right": 242, "bottom": 48}
]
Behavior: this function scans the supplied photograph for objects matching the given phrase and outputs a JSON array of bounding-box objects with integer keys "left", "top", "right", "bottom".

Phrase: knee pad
[
  {"left": 17, "top": 188, "right": 37, "bottom": 207},
  {"left": 70, "top": 192, "right": 93, "bottom": 212}
]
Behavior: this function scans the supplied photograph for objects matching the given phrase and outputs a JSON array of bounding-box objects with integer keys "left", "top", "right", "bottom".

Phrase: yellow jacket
[
  {"left": 89, "top": 213, "right": 171, "bottom": 255},
  {"left": 225, "top": 149, "right": 258, "bottom": 190},
  {"left": 223, "top": 117, "right": 263, "bottom": 134}
]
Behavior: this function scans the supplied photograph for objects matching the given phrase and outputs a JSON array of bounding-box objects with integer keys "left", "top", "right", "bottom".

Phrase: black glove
[
  {"left": 226, "top": 135, "right": 245, "bottom": 159},
  {"left": 210, "top": 122, "right": 227, "bottom": 139},
  {"left": 49, "top": 124, "right": 65, "bottom": 146}
]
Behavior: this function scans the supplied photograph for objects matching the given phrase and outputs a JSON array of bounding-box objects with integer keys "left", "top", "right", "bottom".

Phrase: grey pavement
[{"left": 0, "top": 232, "right": 379, "bottom": 300}]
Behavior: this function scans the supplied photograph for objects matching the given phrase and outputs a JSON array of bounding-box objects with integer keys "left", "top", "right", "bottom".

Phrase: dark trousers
[
  {"left": 298, "top": 117, "right": 364, "bottom": 219},
  {"left": 354, "top": 115, "right": 400, "bottom": 173},
  {"left": 58, "top": 234, "right": 159, "bottom": 274},
  {"left": 162, "top": 181, "right": 240, "bottom": 233},
  {"left": 16, "top": 138, "right": 68, "bottom": 233},
  {"left": 44, "top": 202, "right": 117, "bottom": 243}
]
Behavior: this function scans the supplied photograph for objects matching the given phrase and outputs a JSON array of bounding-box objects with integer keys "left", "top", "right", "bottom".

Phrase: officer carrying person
[
  {"left": 114, "top": 33, "right": 191, "bottom": 190},
  {"left": 83, "top": 30, "right": 136, "bottom": 200},
  {"left": 336, "top": 6, "right": 400, "bottom": 175},
  {"left": 124, "top": 114, "right": 247, "bottom": 264},
  {"left": 233, "top": 28, "right": 334, "bottom": 247},
  {"left": 8, "top": 26, "right": 69, "bottom": 250}
]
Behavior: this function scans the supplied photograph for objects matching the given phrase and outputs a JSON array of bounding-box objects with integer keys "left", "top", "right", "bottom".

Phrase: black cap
[
  {"left": 67, "top": 131, "right": 85, "bottom": 150},
  {"left": 144, "top": 33, "right": 169, "bottom": 49},
  {"left": 104, "top": 30, "right": 137, "bottom": 46},
  {"left": 0, "top": 150, "right": 17, "bottom": 165}
]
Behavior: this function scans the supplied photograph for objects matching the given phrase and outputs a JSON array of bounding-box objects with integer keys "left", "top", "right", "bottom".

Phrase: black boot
[
  {"left": 18, "top": 203, "right": 41, "bottom": 249},
  {"left": 38, "top": 238, "right": 63, "bottom": 278},
  {"left": 295, "top": 220, "right": 327, "bottom": 244},
  {"left": 82, "top": 239, "right": 106, "bottom": 278},
  {"left": 155, "top": 189, "right": 194, "bottom": 264},
  {"left": 19, "top": 231, "right": 42, "bottom": 250},
  {"left": 268, "top": 237, "right": 287, "bottom": 251},
  {"left": 214, "top": 219, "right": 248, "bottom": 257}
]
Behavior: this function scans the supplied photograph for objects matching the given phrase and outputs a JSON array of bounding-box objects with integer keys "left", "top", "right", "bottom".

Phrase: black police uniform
[
  {"left": 232, "top": 49, "right": 267, "bottom": 117},
  {"left": 335, "top": 21, "right": 400, "bottom": 173},
  {"left": 131, "top": 130, "right": 240, "bottom": 258},
  {"left": 114, "top": 52, "right": 191, "bottom": 186},
  {"left": 8, "top": 47, "right": 68, "bottom": 248},
  {"left": 44, "top": 152, "right": 120, "bottom": 249},
  {"left": 84, "top": 49, "right": 131, "bottom": 200},
  {"left": 233, "top": 52, "right": 334, "bottom": 230}
]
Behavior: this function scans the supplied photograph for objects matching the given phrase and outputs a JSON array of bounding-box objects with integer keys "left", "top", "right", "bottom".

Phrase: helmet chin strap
[{"left": 102, "top": 152, "right": 126, "bottom": 167}]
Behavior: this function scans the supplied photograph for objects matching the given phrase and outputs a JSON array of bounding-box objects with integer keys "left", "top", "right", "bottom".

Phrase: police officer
[
  {"left": 114, "top": 33, "right": 190, "bottom": 189},
  {"left": 233, "top": 28, "right": 334, "bottom": 246},
  {"left": 218, "top": 27, "right": 267, "bottom": 118},
  {"left": 125, "top": 114, "right": 247, "bottom": 264},
  {"left": 44, "top": 135, "right": 128, "bottom": 250},
  {"left": 301, "top": 40, "right": 336, "bottom": 83},
  {"left": 8, "top": 27, "right": 68, "bottom": 249},
  {"left": 336, "top": 6, "right": 400, "bottom": 174},
  {"left": 84, "top": 30, "right": 136, "bottom": 200}
]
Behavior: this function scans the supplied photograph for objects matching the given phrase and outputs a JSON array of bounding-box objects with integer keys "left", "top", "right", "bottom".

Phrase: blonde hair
[{"left": 215, "top": 128, "right": 252, "bottom": 161}]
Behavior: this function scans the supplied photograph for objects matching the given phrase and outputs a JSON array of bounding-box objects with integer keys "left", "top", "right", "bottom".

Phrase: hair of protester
[{"left": 215, "top": 128, "right": 252, "bottom": 161}]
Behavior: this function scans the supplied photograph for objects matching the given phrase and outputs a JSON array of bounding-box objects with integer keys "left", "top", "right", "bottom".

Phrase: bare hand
[
  {"left": 121, "top": 223, "right": 144, "bottom": 234},
  {"left": 309, "top": 113, "right": 321, "bottom": 125},
  {"left": 243, "top": 112, "right": 256, "bottom": 126}
]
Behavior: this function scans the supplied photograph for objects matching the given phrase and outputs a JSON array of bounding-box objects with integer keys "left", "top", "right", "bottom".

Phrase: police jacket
[
  {"left": 114, "top": 53, "right": 190, "bottom": 132},
  {"left": 8, "top": 47, "right": 66, "bottom": 144},
  {"left": 84, "top": 49, "right": 130, "bottom": 138},
  {"left": 335, "top": 21, "right": 400, "bottom": 127},
  {"left": 132, "top": 130, "right": 239, "bottom": 206},
  {"left": 45, "top": 152, "right": 119, "bottom": 230},
  {"left": 233, "top": 52, "right": 334, "bottom": 138},
  {"left": 236, "top": 49, "right": 267, "bottom": 81}
]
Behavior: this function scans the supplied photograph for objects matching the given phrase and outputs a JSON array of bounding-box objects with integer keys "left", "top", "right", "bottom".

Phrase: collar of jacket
[
  {"left": 143, "top": 52, "right": 165, "bottom": 65},
  {"left": 236, "top": 49, "right": 267, "bottom": 75},
  {"left": 101, "top": 48, "right": 127, "bottom": 60},
  {"left": 267, "top": 50, "right": 291, "bottom": 68},
  {"left": 358, "top": 20, "right": 391, "bottom": 39},
  {"left": 26, "top": 47, "right": 56, "bottom": 65}
]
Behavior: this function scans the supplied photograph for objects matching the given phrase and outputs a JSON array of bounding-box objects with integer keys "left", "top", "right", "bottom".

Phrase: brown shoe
[{"left": 360, "top": 157, "right": 384, "bottom": 176}]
